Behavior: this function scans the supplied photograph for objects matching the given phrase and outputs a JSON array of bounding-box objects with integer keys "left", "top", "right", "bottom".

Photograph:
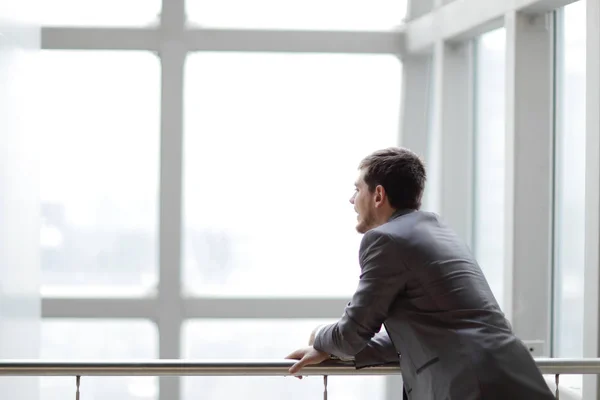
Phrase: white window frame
[
  {"left": 584, "top": 0, "right": 600, "bottom": 397},
  {"left": 40, "top": 1, "right": 406, "bottom": 399},
  {"left": 401, "top": 0, "right": 598, "bottom": 398},
  {"left": 42, "top": 0, "right": 600, "bottom": 399}
]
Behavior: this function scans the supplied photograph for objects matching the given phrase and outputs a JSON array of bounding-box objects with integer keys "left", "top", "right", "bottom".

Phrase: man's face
[{"left": 350, "top": 169, "right": 376, "bottom": 234}]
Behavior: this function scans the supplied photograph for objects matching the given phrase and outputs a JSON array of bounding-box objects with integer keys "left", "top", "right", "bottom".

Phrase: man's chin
[{"left": 355, "top": 222, "right": 368, "bottom": 234}]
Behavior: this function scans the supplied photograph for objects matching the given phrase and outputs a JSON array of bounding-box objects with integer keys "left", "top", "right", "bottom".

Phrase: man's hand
[{"left": 285, "top": 346, "right": 329, "bottom": 376}]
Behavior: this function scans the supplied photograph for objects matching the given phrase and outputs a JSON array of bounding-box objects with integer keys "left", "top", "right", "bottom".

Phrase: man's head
[{"left": 350, "top": 147, "right": 426, "bottom": 233}]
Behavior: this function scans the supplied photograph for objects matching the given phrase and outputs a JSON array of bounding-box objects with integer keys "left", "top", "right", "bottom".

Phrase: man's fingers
[
  {"left": 285, "top": 346, "right": 328, "bottom": 377},
  {"left": 288, "top": 357, "right": 309, "bottom": 375},
  {"left": 285, "top": 349, "right": 305, "bottom": 360}
]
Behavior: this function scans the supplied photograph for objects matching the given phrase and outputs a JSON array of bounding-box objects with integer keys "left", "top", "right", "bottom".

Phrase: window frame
[
  {"left": 41, "top": 0, "right": 600, "bottom": 398},
  {"left": 40, "top": 2, "right": 406, "bottom": 400}
]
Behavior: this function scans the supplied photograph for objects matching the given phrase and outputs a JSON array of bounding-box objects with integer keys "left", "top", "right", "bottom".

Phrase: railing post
[{"left": 75, "top": 375, "right": 80, "bottom": 400}]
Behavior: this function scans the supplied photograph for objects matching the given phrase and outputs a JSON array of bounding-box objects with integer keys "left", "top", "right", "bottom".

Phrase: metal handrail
[
  {"left": 0, "top": 358, "right": 599, "bottom": 376},
  {"left": 0, "top": 359, "right": 396, "bottom": 376}
]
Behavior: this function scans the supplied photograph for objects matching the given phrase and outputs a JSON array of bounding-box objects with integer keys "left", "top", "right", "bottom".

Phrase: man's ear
[{"left": 374, "top": 185, "right": 385, "bottom": 205}]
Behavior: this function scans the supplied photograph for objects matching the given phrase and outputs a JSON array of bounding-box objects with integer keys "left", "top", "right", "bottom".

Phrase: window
[
  {"left": 182, "top": 319, "right": 385, "bottom": 400},
  {"left": 183, "top": 52, "right": 402, "bottom": 297},
  {"left": 41, "top": 320, "right": 158, "bottom": 400},
  {"left": 39, "top": 0, "right": 161, "bottom": 26},
  {"left": 553, "top": 0, "right": 586, "bottom": 394},
  {"left": 472, "top": 28, "right": 507, "bottom": 309},
  {"left": 186, "top": 0, "right": 407, "bottom": 30},
  {"left": 38, "top": 51, "right": 160, "bottom": 297},
  {"left": 423, "top": 60, "right": 439, "bottom": 213}
]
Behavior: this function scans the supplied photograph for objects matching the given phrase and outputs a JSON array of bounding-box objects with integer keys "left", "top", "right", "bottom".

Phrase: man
[{"left": 285, "top": 147, "right": 554, "bottom": 399}]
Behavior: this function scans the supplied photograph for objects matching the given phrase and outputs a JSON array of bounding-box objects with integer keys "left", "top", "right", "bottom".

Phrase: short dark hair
[{"left": 359, "top": 147, "right": 427, "bottom": 210}]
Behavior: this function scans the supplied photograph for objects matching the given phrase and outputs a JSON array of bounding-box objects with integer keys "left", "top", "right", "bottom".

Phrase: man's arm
[
  {"left": 310, "top": 325, "right": 399, "bottom": 366},
  {"left": 313, "top": 230, "right": 406, "bottom": 359},
  {"left": 354, "top": 329, "right": 399, "bottom": 368}
]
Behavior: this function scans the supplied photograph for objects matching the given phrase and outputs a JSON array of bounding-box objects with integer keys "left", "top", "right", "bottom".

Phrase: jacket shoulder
[{"left": 375, "top": 210, "right": 437, "bottom": 238}]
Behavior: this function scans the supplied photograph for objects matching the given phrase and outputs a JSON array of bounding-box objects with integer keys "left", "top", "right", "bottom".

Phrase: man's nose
[{"left": 349, "top": 194, "right": 355, "bottom": 204}]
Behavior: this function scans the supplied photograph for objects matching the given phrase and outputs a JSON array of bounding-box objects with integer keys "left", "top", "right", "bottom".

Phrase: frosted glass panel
[
  {"left": 183, "top": 52, "right": 402, "bottom": 297},
  {"left": 187, "top": 0, "right": 407, "bottom": 30},
  {"left": 423, "top": 62, "right": 439, "bottom": 214},
  {"left": 473, "top": 28, "right": 506, "bottom": 309},
  {"left": 0, "top": 1, "right": 41, "bottom": 398},
  {"left": 553, "top": 0, "right": 586, "bottom": 394},
  {"left": 41, "top": 320, "right": 158, "bottom": 400},
  {"left": 37, "top": 51, "right": 160, "bottom": 297},
  {"left": 40, "top": 0, "right": 161, "bottom": 26}
]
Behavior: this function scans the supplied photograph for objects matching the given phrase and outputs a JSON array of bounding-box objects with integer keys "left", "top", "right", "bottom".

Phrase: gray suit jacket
[{"left": 313, "top": 209, "right": 554, "bottom": 400}]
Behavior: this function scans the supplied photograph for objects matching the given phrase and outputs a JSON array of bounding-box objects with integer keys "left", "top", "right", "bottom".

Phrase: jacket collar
[{"left": 388, "top": 208, "right": 416, "bottom": 222}]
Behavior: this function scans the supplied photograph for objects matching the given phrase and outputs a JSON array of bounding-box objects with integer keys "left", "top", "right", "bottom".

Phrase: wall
[{"left": 0, "top": 1, "right": 40, "bottom": 398}]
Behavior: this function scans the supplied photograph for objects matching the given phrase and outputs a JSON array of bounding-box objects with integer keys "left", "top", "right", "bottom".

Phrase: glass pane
[
  {"left": 553, "top": 0, "right": 586, "bottom": 395},
  {"left": 423, "top": 59, "right": 439, "bottom": 213},
  {"left": 0, "top": 4, "right": 40, "bottom": 397},
  {"left": 41, "top": 319, "right": 158, "bottom": 400},
  {"left": 183, "top": 53, "right": 402, "bottom": 297},
  {"left": 473, "top": 28, "right": 506, "bottom": 309},
  {"left": 38, "top": 51, "right": 160, "bottom": 297},
  {"left": 40, "top": 0, "right": 160, "bottom": 26},
  {"left": 186, "top": 0, "right": 407, "bottom": 30},
  {"left": 182, "top": 319, "right": 386, "bottom": 400}
]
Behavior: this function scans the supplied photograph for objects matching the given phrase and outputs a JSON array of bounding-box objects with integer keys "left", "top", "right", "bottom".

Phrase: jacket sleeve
[
  {"left": 354, "top": 329, "right": 400, "bottom": 368},
  {"left": 313, "top": 229, "right": 406, "bottom": 360}
]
